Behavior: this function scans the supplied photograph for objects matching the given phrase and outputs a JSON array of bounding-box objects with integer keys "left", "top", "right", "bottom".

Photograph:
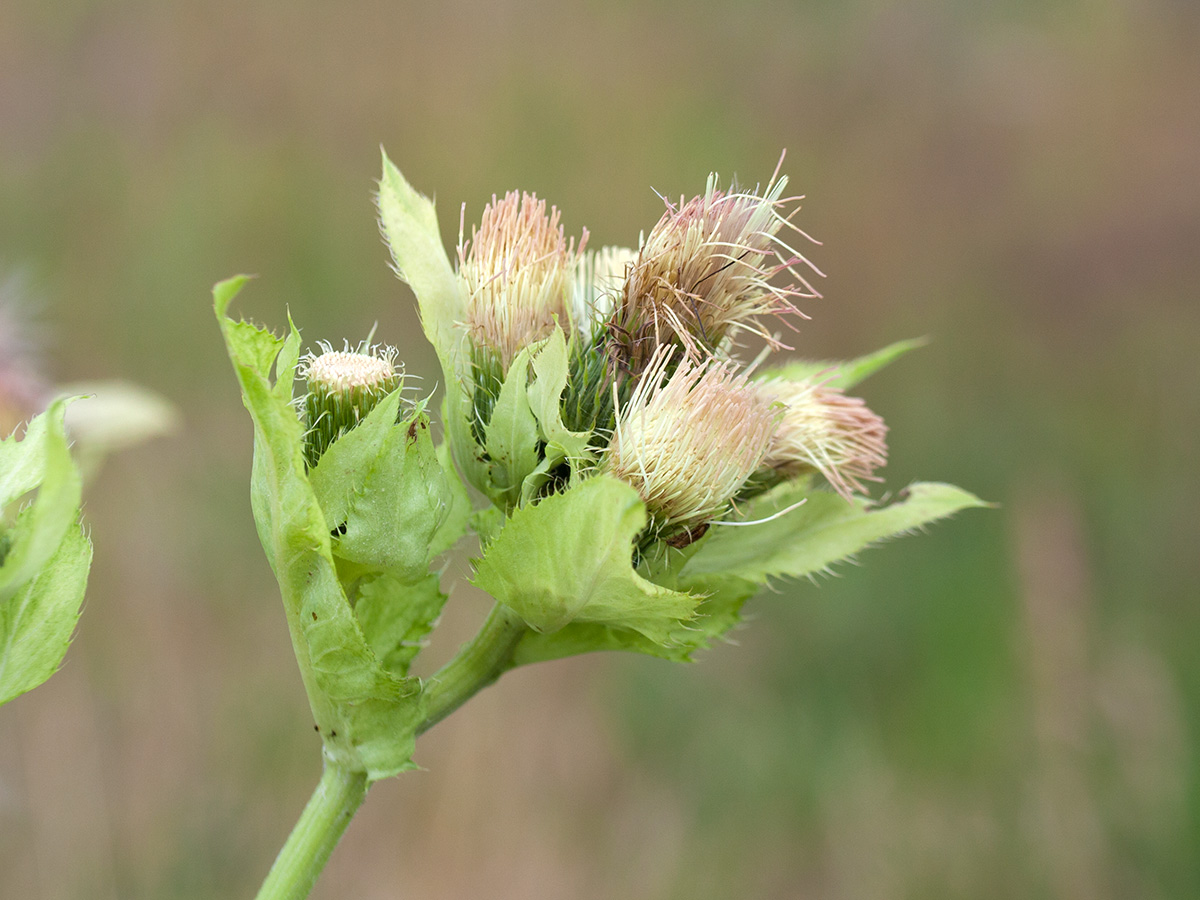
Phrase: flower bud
[
  {"left": 757, "top": 377, "right": 887, "bottom": 499},
  {"left": 301, "top": 343, "right": 401, "bottom": 467},
  {"left": 610, "top": 172, "right": 821, "bottom": 375},
  {"left": 603, "top": 348, "right": 779, "bottom": 541}
]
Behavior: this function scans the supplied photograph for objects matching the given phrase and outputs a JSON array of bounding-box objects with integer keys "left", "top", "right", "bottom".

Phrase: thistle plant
[{"left": 216, "top": 151, "right": 985, "bottom": 900}]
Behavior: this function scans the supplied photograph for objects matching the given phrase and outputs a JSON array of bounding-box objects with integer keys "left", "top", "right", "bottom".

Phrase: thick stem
[
  {"left": 254, "top": 761, "right": 368, "bottom": 900},
  {"left": 419, "top": 602, "right": 526, "bottom": 735}
]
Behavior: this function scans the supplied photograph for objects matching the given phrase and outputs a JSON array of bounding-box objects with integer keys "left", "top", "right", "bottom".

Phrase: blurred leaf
[
  {"left": 0, "top": 399, "right": 82, "bottom": 600},
  {"left": 760, "top": 338, "right": 927, "bottom": 389},
  {"left": 0, "top": 515, "right": 90, "bottom": 706},
  {"left": 214, "top": 275, "right": 422, "bottom": 780},
  {"left": 682, "top": 480, "right": 988, "bottom": 584},
  {"left": 0, "top": 399, "right": 90, "bottom": 706},
  {"left": 473, "top": 474, "right": 699, "bottom": 643}
]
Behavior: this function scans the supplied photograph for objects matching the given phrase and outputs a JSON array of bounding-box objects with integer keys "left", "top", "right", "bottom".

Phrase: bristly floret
[
  {"left": 300, "top": 341, "right": 402, "bottom": 468},
  {"left": 603, "top": 347, "right": 780, "bottom": 539},
  {"left": 608, "top": 169, "right": 822, "bottom": 377},
  {"left": 458, "top": 191, "right": 586, "bottom": 372},
  {"left": 756, "top": 376, "right": 888, "bottom": 500}
]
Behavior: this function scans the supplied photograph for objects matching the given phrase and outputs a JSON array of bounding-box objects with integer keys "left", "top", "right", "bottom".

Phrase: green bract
[{"left": 0, "top": 399, "right": 91, "bottom": 707}]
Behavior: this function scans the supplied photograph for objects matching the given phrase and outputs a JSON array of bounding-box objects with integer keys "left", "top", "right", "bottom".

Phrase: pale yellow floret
[{"left": 304, "top": 349, "right": 398, "bottom": 393}]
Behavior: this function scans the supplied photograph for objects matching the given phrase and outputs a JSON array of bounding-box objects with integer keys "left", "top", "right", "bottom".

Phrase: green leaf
[
  {"left": 0, "top": 400, "right": 82, "bottom": 602},
  {"left": 430, "top": 441, "right": 470, "bottom": 557},
  {"left": 335, "top": 414, "right": 456, "bottom": 581},
  {"left": 309, "top": 388, "right": 459, "bottom": 579},
  {"left": 0, "top": 400, "right": 90, "bottom": 706},
  {"left": 512, "top": 573, "right": 757, "bottom": 666},
  {"left": 483, "top": 345, "right": 540, "bottom": 508},
  {"left": 0, "top": 518, "right": 91, "bottom": 706},
  {"left": 354, "top": 572, "right": 446, "bottom": 679},
  {"left": 376, "top": 152, "right": 464, "bottom": 374},
  {"left": 376, "top": 153, "right": 485, "bottom": 498},
  {"left": 759, "top": 338, "right": 927, "bottom": 390},
  {"left": 682, "top": 480, "right": 988, "bottom": 584},
  {"left": 526, "top": 329, "right": 594, "bottom": 475},
  {"left": 472, "top": 474, "right": 700, "bottom": 643},
  {"left": 215, "top": 276, "right": 423, "bottom": 780}
]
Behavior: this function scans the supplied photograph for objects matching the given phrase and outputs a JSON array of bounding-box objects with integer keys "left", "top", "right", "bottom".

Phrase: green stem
[
  {"left": 256, "top": 603, "right": 525, "bottom": 900},
  {"left": 419, "top": 602, "right": 526, "bottom": 735},
  {"left": 254, "top": 761, "right": 368, "bottom": 900}
]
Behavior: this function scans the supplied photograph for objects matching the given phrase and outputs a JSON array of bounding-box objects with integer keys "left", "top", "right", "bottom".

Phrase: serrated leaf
[
  {"left": 512, "top": 573, "right": 757, "bottom": 666},
  {"left": 759, "top": 338, "right": 927, "bottom": 390},
  {"left": 0, "top": 400, "right": 82, "bottom": 603},
  {"left": 335, "top": 414, "right": 454, "bottom": 581},
  {"left": 376, "top": 153, "right": 464, "bottom": 372},
  {"left": 376, "top": 153, "right": 486, "bottom": 498},
  {"left": 215, "top": 276, "right": 422, "bottom": 780},
  {"left": 355, "top": 572, "right": 446, "bottom": 679},
  {"left": 0, "top": 399, "right": 90, "bottom": 706},
  {"left": 682, "top": 480, "right": 988, "bottom": 584},
  {"left": 0, "top": 519, "right": 90, "bottom": 706},
  {"left": 483, "top": 345, "right": 540, "bottom": 507},
  {"left": 473, "top": 474, "right": 700, "bottom": 643},
  {"left": 526, "top": 329, "right": 594, "bottom": 473}
]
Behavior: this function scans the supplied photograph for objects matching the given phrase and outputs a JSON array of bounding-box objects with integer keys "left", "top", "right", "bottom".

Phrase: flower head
[
  {"left": 757, "top": 377, "right": 888, "bottom": 499},
  {"left": 603, "top": 347, "right": 779, "bottom": 538},
  {"left": 458, "top": 192, "right": 585, "bottom": 371},
  {"left": 301, "top": 342, "right": 401, "bottom": 467},
  {"left": 609, "top": 170, "right": 821, "bottom": 375}
]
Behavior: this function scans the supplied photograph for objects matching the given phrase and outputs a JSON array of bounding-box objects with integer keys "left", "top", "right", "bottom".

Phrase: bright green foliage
[
  {"left": 0, "top": 400, "right": 92, "bottom": 706},
  {"left": 473, "top": 474, "right": 700, "bottom": 643},
  {"left": 215, "top": 275, "right": 465, "bottom": 780},
  {"left": 682, "top": 480, "right": 989, "bottom": 583},
  {"left": 482, "top": 345, "right": 541, "bottom": 507},
  {"left": 760, "top": 337, "right": 928, "bottom": 389},
  {"left": 375, "top": 152, "right": 484, "bottom": 498}
]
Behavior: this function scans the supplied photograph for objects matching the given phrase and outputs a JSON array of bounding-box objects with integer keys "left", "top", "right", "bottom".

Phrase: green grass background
[{"left": 1, "top": 0, "right": 1197, "bottom": 897}]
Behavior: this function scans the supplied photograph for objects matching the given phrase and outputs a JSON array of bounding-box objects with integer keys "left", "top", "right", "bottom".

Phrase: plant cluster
[{"left": 213, "top": 152, "right": 983, "bottom": 899}]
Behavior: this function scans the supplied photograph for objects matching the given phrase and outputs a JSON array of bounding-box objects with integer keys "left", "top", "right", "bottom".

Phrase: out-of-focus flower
[
  {"left": 457, "top": 192, "right": 585, "bottom": 372},
  {"left": 301, "top": 342, "right": 401, "bottom": 467},
  {"left": 603, "top": 347, "right": 779, "bottom": 539},
  {"left": 757, "top": 377, "right": 888, "bottom": 499},
  {"left": 0, "top": 272, "right": 50, "bottom": 435},
  {"left": 570, "top": 245, "right": 636, "bottom": 339},
  {"left": 609, "top": 172, "right": 821, "bottom": 376}
]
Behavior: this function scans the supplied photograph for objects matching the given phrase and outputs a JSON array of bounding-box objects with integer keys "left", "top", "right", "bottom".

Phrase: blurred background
[{"left": 1, "top": 0, "right": 1197, "bottom": 897}]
